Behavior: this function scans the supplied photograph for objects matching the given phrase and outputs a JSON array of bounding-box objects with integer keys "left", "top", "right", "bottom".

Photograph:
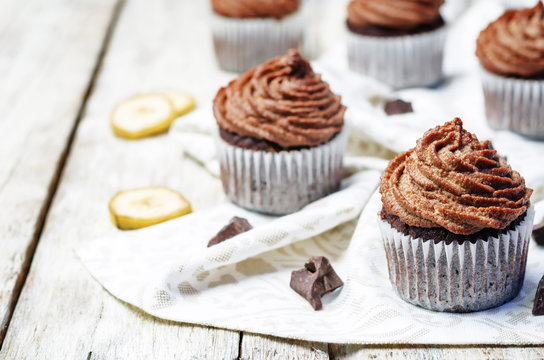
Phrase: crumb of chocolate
[
  {"left": 533, "top": 275, "right": 544, "bottom": 315},
  {"left": 533, "top": 221, "right": 544, "bottom": 247},
  {"left": 384, "top": 99, "right": 413, "bottom": 115},
  {"left": 207, "top": 217, "right": 252, "bottom": 247},
  {"left": 290, "top": 256, "right": 343, "bottom": 310}
]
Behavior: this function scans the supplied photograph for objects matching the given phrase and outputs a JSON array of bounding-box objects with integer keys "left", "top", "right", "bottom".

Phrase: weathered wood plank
[
  {"left": 0, "top": 0, "right": 240, "bottom": 358},
  {"left": 2, "top": 0, "right": 540, "bottom": 358},
  {"left": 329, "top": 345, "right": 544, "bottom": 359},
  {"left": 0, "top": 0, "right": 120, "bottom": 344},
  {"left": 241, "top": 334, "right": 329, "bottom": 360}
]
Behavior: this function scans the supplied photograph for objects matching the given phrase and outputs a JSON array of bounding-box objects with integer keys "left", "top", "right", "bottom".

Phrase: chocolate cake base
[
  {"left": 380, "top": 208, "right": 527, "bottom": 245},
  {"left": 219, "top": 128, "right": 339, "bottom": 153},
  {"left": 219, "top": 128, "right": 303, "bottom": 152},
  {"left": 347, "top": 17, "right": 445, "bottom": 37}
]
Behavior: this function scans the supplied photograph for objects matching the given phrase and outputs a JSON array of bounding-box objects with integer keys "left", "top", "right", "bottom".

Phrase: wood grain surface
[
  {"left": 240, "top": 334, "right": 329, "bottom": 360},
  {"left": 0, "top": 0, "right": 119, "bottom": 343},
  {"left": 0, "top": 0, "right": 238, "bottom": 358},
  {"left": 0, "top": 0, "right": 542, "bottom": 358},
  {"left": 330, "top": 344, "right": 544, "bottom": 359}
]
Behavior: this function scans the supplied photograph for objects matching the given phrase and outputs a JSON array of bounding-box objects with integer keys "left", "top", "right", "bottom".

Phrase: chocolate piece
[
  {"left": 384, "top": 99, "right": 413, "bottom": 115},
  {"left": 207, "top": 217, "right": 253, "bottom": 247},
  {"left": 533, "top": 275, "right": 544, "bottom": 315},
  {"left": 533, "top": 221, "right": 544, "bottom": 246},
  {"left": 290, "top": 256, "right": 344, "bottom": 310}
]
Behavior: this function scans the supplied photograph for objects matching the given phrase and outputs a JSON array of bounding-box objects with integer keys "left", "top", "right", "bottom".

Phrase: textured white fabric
[{"left": 78, "top": 0, "right": 544, "bottom": 345}]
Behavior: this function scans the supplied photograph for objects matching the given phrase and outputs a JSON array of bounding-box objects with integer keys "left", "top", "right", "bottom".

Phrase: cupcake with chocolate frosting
[
  {"left": 476, "top": 2, "right": 544, "bottom": 138},
  {"left": 210, "top": 0, "right": 306, "bottom": 73},
  {"left": 214, "top": 49, "right": 347, "bottom": 214},
  {"left": 346, "top": 0, "right": 447, "bottom": 88},
  {"left": 379, "top": 118, "right": 534, "bottom": 312}
]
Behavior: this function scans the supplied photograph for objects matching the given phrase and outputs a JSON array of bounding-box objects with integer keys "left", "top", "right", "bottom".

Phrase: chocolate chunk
[
  {"left": 533, "top": 221, "right": 544, "bottom": 246},
  {"left": 207, "top": 217, "right": 252, "bottom": 247},
  {"left": 384, "top": 99, "right": 413, "bottom": 115},
  {"left": 533, "top": 275, "right": 544, "bottom": 315},
  {"left": 290, "top": 256, "right": 344, "bottom": 310}
]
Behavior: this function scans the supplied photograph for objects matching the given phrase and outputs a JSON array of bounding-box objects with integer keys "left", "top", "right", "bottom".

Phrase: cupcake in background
[
  {"left": 213, "top": 49, "right": 347, "bottom": 215},
  {"left": 379, "top": 118, "right": 533, "bottom": 312},
  {"left": 476, "top": 2, "right": 544, "bottom": 138},
  {"left": 346, "top": 0, "right": 447, "bottom": 88},
  {"left": 210, "top": 0, "right": 305, "bottom": 73}
]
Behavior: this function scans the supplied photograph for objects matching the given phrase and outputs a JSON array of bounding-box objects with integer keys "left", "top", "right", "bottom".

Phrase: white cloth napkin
[
  {"left": 78, "top": 0, "right": 544, "bottom": 345},
  {"left": 78, "top": 189, "right": 544, "bottom": 345}
]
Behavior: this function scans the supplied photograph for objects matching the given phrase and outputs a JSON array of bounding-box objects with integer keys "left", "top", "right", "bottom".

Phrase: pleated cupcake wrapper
[
  {"left": 378, "top": 206, "right": 534, "bottom": 313},
  {"left": 215, "top": 129, "right": 347, "bottom": 215},
  {"left": 210, "top": 9, "right": 306, "bottom": 73},
  {"left": 347, "top": 27, "right": 447, "bottom": 89},
  {"left": 480, "top": 68, "right": 544, "bottom": 139}
]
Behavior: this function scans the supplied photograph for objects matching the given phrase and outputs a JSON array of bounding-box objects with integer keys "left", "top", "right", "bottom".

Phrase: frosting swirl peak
[
  {"left": 380, "top": 118, "right": 532, "bottom": 235},
  {"left": 211, "top": 0, "right": 300, "bottom": 19},
  {"left": 347, "top": 0, "right": 445, "bottom": 30},
  {"left": 213, "top": 49, "right": 345, "bottom": 148},
  {"left": 476, "top": 2, "right": 544, "bottom": 78}
]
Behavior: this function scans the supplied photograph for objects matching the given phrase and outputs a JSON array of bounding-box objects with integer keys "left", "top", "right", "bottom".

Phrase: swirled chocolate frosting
[
  {"left": 380, "top": 118, "right": 532, "bottom": 235},
  {"left": 211, "top": 0, "right": 300, "bottom": 19},
  {"left": 213, "top": 49, "right": 345, "bottom": 148},
  {"left": 476, "top": 2, "right": 544, "bottom": 78},
  {"left": 347, "top": 0, "right": 445, "bottom": 30}
]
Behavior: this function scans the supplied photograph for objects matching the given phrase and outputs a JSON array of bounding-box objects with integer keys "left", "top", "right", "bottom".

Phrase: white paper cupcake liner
[
  {"left": 347, "top": 26, "right": 447, "bottom": 89},
  {"left": 210, "top": 9, "right": 306, "bottom": 73},
  {"left": 378, "top": 206, "right": 534, "bottom": 312},
  {"left": 480, "top": 68, "right": 544, "bottom": 139},
  {"left": 215, "top": 128, "right": 347, "bottom": 215}
]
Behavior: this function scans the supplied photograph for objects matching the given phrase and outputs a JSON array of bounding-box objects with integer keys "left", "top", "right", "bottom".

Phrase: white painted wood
[
  {"left": 330, "top": 345, "right": 544, "bottom": 359},
  {"left": 1, "top": 0, "right": 542, "bottom": 358},
  {"left": 0, "top": 0, "right": 119, "bottom": 342},
  {"left": 241, "top": 334, "right": 329, "bottom": 360},
  {"left": 0, "top": 0, "right": 241, "bottom": 358}
]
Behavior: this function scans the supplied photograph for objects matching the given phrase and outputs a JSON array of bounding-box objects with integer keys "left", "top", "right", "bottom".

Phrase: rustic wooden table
[{"left": 0, "top": 0, "right": 542, "bottom": 358}]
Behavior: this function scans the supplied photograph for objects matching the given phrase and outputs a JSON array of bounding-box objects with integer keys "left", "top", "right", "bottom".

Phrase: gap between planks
[
  {"left": 0, "top": 0, "right": 127, "bottom": 349},
  {"left": 1, "top": 0, "right": 540, "bottom": 357}
]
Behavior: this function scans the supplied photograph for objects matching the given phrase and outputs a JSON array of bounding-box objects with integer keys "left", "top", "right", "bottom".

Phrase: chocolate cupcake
[
  {"left": 476, "top": 2, "right": 544, "bottom": 138},
  {"left": 213, "top": 50, "right": 347, "bottom": 214},
  {"left": 346, "top": 0, "right": 447, "bottom": 88},
  {"left": 210, "top": 0, "right": 305, "bottom": 73},
  {"left": 378, "top": 118, "right": 533, "bottom": 312}
]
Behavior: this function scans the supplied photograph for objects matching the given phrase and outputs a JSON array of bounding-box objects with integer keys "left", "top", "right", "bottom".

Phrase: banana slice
[
  {"left": 109, "top": 187, "right": 192, "bottom": 230},
  {"left": 162, "top": 91, "right": 195, "bottom": 117},
  {"left": 111, "top": 94, "right": 176, "bottom": 139}
]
